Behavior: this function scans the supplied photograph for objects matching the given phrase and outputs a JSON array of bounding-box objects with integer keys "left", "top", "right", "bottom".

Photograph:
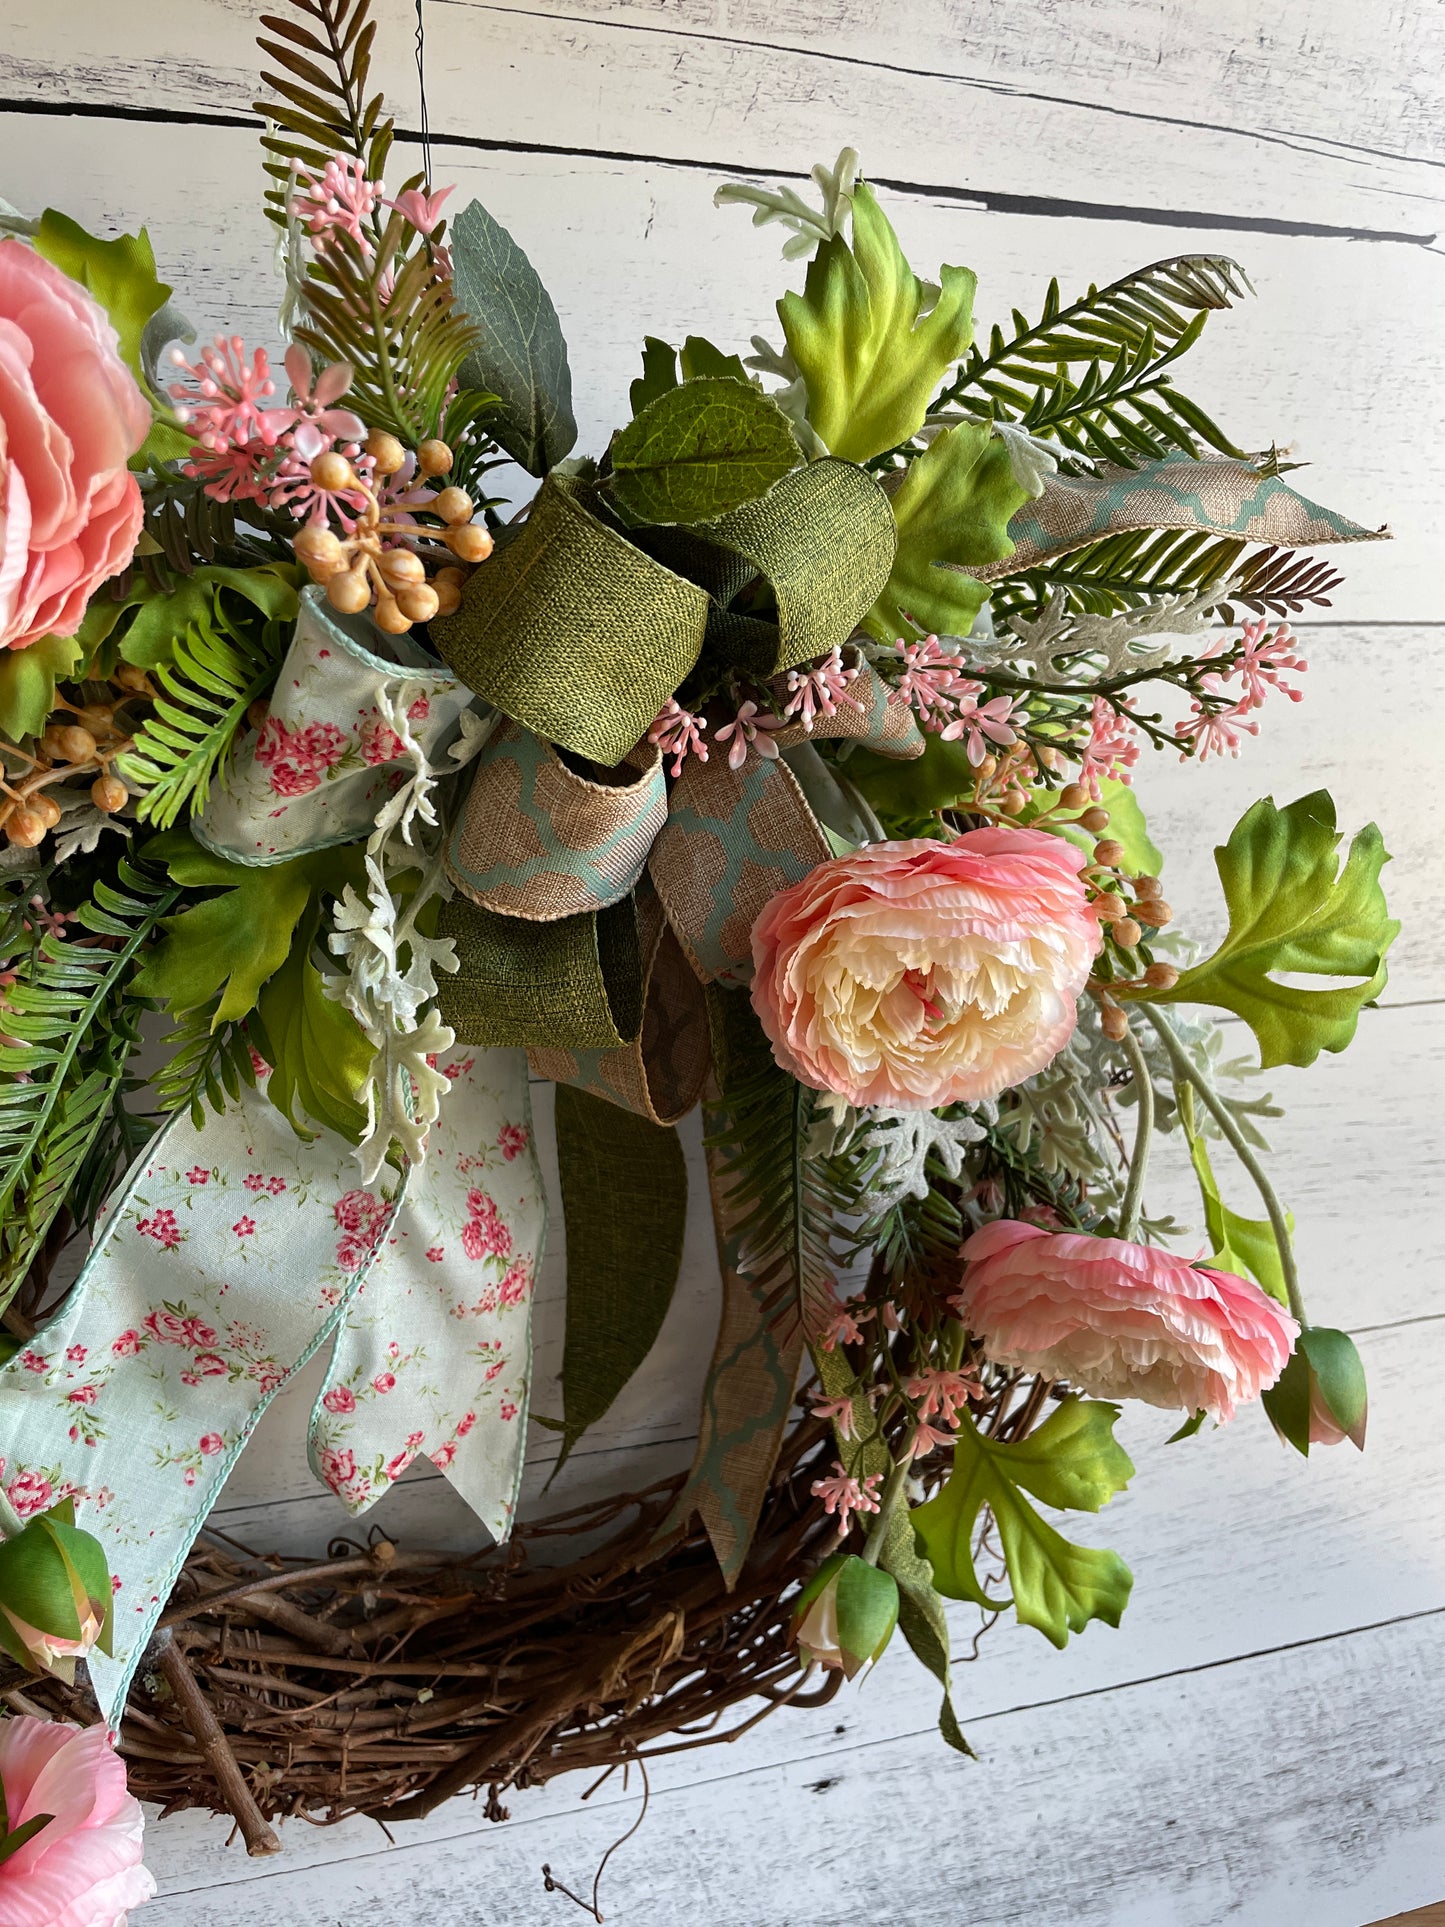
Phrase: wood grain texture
[{"left": 0, "top": 2, "right": 1440, "bottom": 1921}]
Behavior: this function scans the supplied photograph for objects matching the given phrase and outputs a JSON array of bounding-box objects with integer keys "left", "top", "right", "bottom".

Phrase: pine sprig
[
  {"left": 991, "top": 534, "right": 1343, "bottom": 626},
  {"left": 936, "top": 255, "right": 1250, "bottom": 469},
  {"left": 0, "top": 861, "right": 179, "bottom": 1315},
  {"left": 152, "top": 999, "right": 258, "bottom": 1129},
  {"left": 257, "top": 0, "right": 393, "bottom": 230},
  {"left": 119, "top": 613, "right": 287, "bottom": 829}
]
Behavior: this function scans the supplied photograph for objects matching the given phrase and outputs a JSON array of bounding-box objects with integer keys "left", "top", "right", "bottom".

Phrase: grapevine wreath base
[{"left": 1, "top": 1410, "right": 980, "bottom": 1853}]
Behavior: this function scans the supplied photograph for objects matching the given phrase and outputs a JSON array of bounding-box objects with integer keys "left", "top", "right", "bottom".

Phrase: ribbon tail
[{"left": 307, "top": 1050, "right": 545, "bottom": 1545}]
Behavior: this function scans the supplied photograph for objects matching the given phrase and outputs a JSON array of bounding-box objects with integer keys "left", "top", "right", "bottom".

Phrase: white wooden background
[{"left": 2, "top": 2, "right": 1443, "bottom": 1920}]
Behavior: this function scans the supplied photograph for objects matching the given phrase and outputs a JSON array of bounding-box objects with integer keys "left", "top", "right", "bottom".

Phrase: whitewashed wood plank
[
  {"left": 136, "top": 1600, "right": 1445, "bottom": 1926},
  {"left": 2, "top": 0, "right": 1439, "bottom": 237},
  {"left": 130, "top": 1314, "right": 1445, "bottom": 1900},
  {"left": 0, "top": 116, "right": 1433, "bottom": 631}
]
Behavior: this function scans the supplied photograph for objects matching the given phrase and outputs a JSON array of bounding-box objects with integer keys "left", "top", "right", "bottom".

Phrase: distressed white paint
[{"left": 0, "top": 1, "right": 1441, "bottom": 1921}]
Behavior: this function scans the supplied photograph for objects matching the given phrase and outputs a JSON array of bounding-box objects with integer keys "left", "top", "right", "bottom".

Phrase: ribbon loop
[
  {"left": 446, "top": 720, "right": 667, "bottom": 921},
  {"left": 437, "top": 892, "right": 644, "bottom": 1050}
]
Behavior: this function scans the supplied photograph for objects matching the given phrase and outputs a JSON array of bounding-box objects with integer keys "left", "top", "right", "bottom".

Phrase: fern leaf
[
  {"left": 152, "top": 998, "right": 258, "bottom": 1129},
  {"left": 0, "top": 861, "right": 179, "bottom": 1314},
  {"left": 991, "top": 534, "right": 1343, "bottom": 627},
  {"left": 257, "top": 0, "right": 393, "bottom": 230},
  {"left": 119, "top": 614, "right": 284, "bottom": 828}
]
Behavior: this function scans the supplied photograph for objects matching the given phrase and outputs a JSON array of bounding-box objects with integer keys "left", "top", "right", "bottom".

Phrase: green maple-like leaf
[
  {"left": 1124, "top": 791, "right": 1398, "bottom": 1068},
  {"left": 780, "top": 182, "right": 976, "bottom": 463},
  {"left": 912, "top": 1398, "right": 1135, "bottom": 1648},
  {"left": 0, "top": 636, "right": 84, "bottom": 740},
  {"left": 33, "top": 208, "right": 170, "bottom": 387},
  {"left": 609, "top": 376, "right": 798, "bottom": 524},
  {"left": 250, "top": 902, "right": 373, "bottom": 1144},
  {"left": 451, "top": 197, "right": 578, "bottom": 476},
  {"left": 864, "top": 421, "right": 1030, "bottom": 639}
]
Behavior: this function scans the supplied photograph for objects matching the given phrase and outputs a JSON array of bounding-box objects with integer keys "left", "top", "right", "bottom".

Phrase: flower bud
[
  {"left": 1112, "top": 916, "right": 1143, "bottom": 950},
  {"left": 444, "top": 522, "right": 494, "bottom": 564},
  {"left": 310, "top": 451, "right": 356, "bottom": 492},
  {"left": 1092, "top": 838, "right": 1125, "bottom": 867},
  {"left": 30, "top": 794, "right": 62, "bottom": 830},
  {"left": 1000, "top": 787, "right": 1028, "bottom": 815},
  {"left": 48, "top": 724, "right": 98, "bottom": 765},
  {"left": 0, "top": 1500, "right": 113, "bottom": 1682},
  {"left": 1142, "top": 961, "right": 1179, "bottom": 989},
  {"left": 416, "top": 438, "right": 453, "bottom": 477},
  {"left": 114, "top": 662, "right": 150, "bottom": 694},
  {"left": 1099, "top": 1003, "right": 1129, "bottom": 1041},
  {"left": 5, "top": 808, "right": 47, "bottom": 848},
  {"left": 377, "top": 547, "right": 427, "bottom": 588},
  {"left": 91, "top": 774, "right": 128, "bottom": 813},
  {"left": 1079, "top": 806, "right": 1110, "bottom": 833},
  {"left": 1140, "top": 899, "right": 1173, "bottom": 928},
  {"left": 366, "top": 428, "right": 407, "bottom": 475},
  {"left": 326, "top": 567, "right": 372, "bottom": 615},
  {"left": 395, "top": 583, "right": 441, "bottom": 624},
  {"left": 372, "top": 590, "right": 412, "bottom": 635},
  {"left": 1059, "top": 783, "right": 1090, "bottom": 811},
  {"left": 294, "top": 524, "right": 346, "bottom": 579},
  {"left": 1132, "top": 873, "right": 1162, "bottom": 900},
  {"left": 431, "top": 485, "right": 474, "bottom": 526},
  {"left": 1264, "top": 1327, "right": 1367, "bottom": 1457},
  {"left": 792, "top": 1554, "right": 899, "bottom": 1680}
]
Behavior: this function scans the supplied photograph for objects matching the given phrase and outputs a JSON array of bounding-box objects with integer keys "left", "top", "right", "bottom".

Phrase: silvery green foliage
[
  {"left": 808, "top": 1097, "right": 996, "bottom": 1210},
  {"left": 325, "top": 694, "right": 494, "bottom": 1179},
  {"left": 714, "top": 149, "right": 860, "bottom": 259},
  {"left": 925, "top": 410, "right": 1067, "bottom": 500},
  {"left": 967, "top": 584, "right": 1228, "bottom": 679}
]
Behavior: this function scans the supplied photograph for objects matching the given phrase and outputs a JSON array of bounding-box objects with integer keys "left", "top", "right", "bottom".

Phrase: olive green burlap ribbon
[{"left": 432, "top": 460, "right": 898, "bottom": 764}]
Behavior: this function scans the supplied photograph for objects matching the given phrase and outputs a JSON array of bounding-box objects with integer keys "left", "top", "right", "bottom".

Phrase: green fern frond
[
  {"left": 936, "top": 255, "right": 1250, "bottom": 469},
  {"left": 991, "top": 534, "right": 1343, "bottom": 626},
  {"left": 152, "top": 999, "right": 258, "bottom": 1129},
  {"left": 257, "top": 0, "right": 393, "bottom": 230},
  {"left": 119, "top": 614, "right": 285, "bottom": 829},
  {"left": 0, "top": 860, "right": 179, "bottom": 1314}
]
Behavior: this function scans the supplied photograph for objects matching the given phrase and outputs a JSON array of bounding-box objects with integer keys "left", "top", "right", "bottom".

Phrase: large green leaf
[
  {"left": 864, "top": 421, "right": 1030, "bottom": 640},
  {"left": 451, "top": 198, "right": 578, "bottom": 476},
  {"left": 1126, "top": 792, "right": 1398, "bottom": 1068},
  {"left": 251, "top": 903, "right": 374, "bottom": 1143},
  {"left": 780, "top": 183, "right": 975, "bottom": 463},
  {"left": 115, "top": 564, "right": 300, "bottom": 672},
  {"left": 609, "top": 376, "right": 798, "bottom": 525},
  {"left": 1183, "top": 1099, "right": 1292, "bottom": 1307},
  {"left": 133, "top": 833, "right": 365, "bottom": 1027},
  {"left": 0, "top": 636, "right": 83, "bottom": 740},
  {"left": 882, "top": 1504, "right": 973, "bottom": 1755},
  {"left": 912, "top": 1399, "right": 1134, "bottom": 1648},
  {"left": 34, "top": 208, "right": 169, "bottom": 385},
  {"left": 544, "top": 1084, "right": 689, "bottom": 1469}
]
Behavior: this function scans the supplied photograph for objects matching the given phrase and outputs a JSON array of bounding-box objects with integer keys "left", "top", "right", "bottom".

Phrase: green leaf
[
  {"left": 1127, "top": 792, "right": 1398, "bottom": 1068},
  {"left": 34, "top": 208, "right": 170, "bottom": 386},
  {"left": 452, "top": 197, "right": 578, "bottom": 475},
  {"left": 0, "top": 636, "right": 83, "bottom": 740},
  {"left": 548, "top": 1084, "right": 688, "bottom": 1469},
  {"left": 679, "top": 334, "right": 749, "bottom": 384},
  {"left": 912, "top": 1399, "right": 1134, "bottom": 1648},
  {"left": 116, "top": 564, "right": 299, "bottom": 672},
  {"left": 1183, "top": 1101, "right": 1293, "bottom": 1307},
  {"left": 881, "top": 1504, "right": 974, "bottom": 1755},
  {"left": 864, "top": 422, "right": 1031, "bottom": 640},
  {"left": 780, "top": 183, "right": 975, "bottom": 462},
  {"left": 609, "top": 376, "right": 798, "bottom": 525},
  {"left": 251, "top": 902, "right": 374, "bottom": 1143},
  {"left": 630, "top": 335, "right": 679, "bottom": 414}
]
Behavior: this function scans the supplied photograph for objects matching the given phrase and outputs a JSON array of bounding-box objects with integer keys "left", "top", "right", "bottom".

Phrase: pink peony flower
[
  {"left": 0, "top": 243, "right": 150, "bottom": 652},
  {"left": 0, "top": 1718, "right": 155, "bottom": 1925},
  {"left": 750, "top": 831, "right": 1100, "bottom": 1110},
  {"left": 956, "top": 1220, "right": 1299, "bottom": 1422}
]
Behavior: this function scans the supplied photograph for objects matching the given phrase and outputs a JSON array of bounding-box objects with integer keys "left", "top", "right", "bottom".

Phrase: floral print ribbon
[{"left": 0, "top": 1049, "right": 543, "bottom": 1723}]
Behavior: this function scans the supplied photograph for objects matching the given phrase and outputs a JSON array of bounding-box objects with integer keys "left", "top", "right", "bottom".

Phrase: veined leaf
[
  {"left": 610, "top": 376, "right": 798, "bottom": 524},
  {"left": 452, "top": 197, "right": 577, "bottom": 476},
  {"left": 881, "top": 1503, "right": 974, "bottom": 1756},
  {"left": 912, "top": 1399, "right": 1134, "bottom": 1648},
  {"left": 1124, "top": 791, "right": 1398, "bottom": 1068},
  {"left": 0, "top": 637, "right": 84, "bottom": 741},
  {"left": 780, "top": 182, "right": 976, "bottom": 463},
  {"left": 864, "top": 421, "right": 1030, "bottom": 639},
  {"left": 628, "top": 334, "right": 748, "bottom": 416},
  {"left": 251, "top": 902, "right": 373, "bottom": 1143}
]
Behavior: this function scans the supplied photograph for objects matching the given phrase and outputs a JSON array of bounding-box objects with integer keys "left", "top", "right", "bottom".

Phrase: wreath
[{"left": 0, "top": 0, "right": 1394, "bottom": 1909}]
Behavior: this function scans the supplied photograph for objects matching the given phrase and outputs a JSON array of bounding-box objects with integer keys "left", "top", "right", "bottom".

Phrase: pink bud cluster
[
  {"left": 882, "top": 634, "right": 1020, "bottom": 762},
  {"left": 1175, "top": 619, "right": 1307, "bottom": 762}
]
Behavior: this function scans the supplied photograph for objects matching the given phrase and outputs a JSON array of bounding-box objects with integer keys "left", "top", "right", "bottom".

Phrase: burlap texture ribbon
[
  {"left": 966, "top": 452, "right": 1389, "bottom": 583},
  {"left": 446, "top": 720, "right": 667, "bottom": 920},
  {"left": 436, "top": 892, "right": 644, "bottom": 1051},
  {"left": 0, "top": 1051, "right": 543, "bottom": 1723}
]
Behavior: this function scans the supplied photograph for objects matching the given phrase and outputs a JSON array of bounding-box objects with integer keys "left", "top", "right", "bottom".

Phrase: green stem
[
  {"left": 1138, "top": 1004, "right": 1307, "bottom": 1327},
  {"left": 861, "top": 1447, "right": 911, "bottom": 1567},
  {"left": 1115, "top": 1021, "right": 1155, "bottom": 1242}
]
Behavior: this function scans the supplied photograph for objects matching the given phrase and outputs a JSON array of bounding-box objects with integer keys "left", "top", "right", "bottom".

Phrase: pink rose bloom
[
  {"left": 109, "top": 1332, "right": 139, "bottom": 1358},
  {"left": 750, "top": 832, "right": 1100, "bottom": 1110},
  {"left": 320, "top": 1446, "right": 356, "bottom": 1491},
  {"left": 6, "top": 1470, "right": 54, "bottom": 1518},
  {"left": 371, "top": 1372, "right": 395, "bottom": 1394},
  {"left": 198, "top": 1432, "right": 223, "bottom": 1456},
  {"left": 957, "top": 1220, "right": 1299, "bottom": 1422},
  {"left": 322, "top": 1384, "right": 356, "bottom": 1415},
  {"left": 0, "top": 1718, "right": 156, "bottom": 1925},
  {"left": 265, "top": 758, "right": 322, "bottom": 799},
  {"left": 0, "top": 243, "right": 150, "bottom": 652}
]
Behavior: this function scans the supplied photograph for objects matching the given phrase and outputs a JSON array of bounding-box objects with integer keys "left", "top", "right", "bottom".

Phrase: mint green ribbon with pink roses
[{"left": 0, "top": 1049, "right": 544, "bottom": 1725}]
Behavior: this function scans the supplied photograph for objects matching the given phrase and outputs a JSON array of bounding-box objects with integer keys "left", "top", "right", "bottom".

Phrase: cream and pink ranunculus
[
  {"left": 957, "top": 1220, "right": 1298, "bottom": 1422},
  {"left": 0, "top": 1717, "right": 155, "bottom": 1925},
  {"left": 0, "top": 241, "right": 151, "bottom": 652},
  {"left": 749, "top": 831, "right": 1100, "bottom": 1110}
]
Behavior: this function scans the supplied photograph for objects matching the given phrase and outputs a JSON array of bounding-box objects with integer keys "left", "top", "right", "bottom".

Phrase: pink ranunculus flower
[
  {"left": 0, "top": 1717, "right": 156, "bottom": 1925},
  {"left": 957, "top": 1220, "right": 1299, "bottom": 1422},
  {"left": 0, "top": 243, "right": 151, "bottom": 652},
  {"left": 750, "top": 831, "right": 1100, "bottom": 1110}
]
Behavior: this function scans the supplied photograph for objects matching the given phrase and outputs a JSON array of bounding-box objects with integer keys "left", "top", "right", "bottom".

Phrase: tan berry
[
  {"left": 5, "top": 807, "right": 47, "bottom": 847},
  {"left": 91, "top": 774, "right": 128, "bottom": 812},
  {"left": 310, "top": 451, "right": 356, "bottom": 492},
  {"left": 1113, "top": 917, "right": 1143, "bottom": 949},
  {"left": 431, "top": 576, "right": 463, "bottom": 618},
  {"left": 1132, "top": 873, "right": 1163, "bottom": 899},
  {"left": 76, "top": 705, "right": 115, "bottom": 736},
  {"left": 373, "top": 590, "right": 412, "bottom": 634},
  {"left": 444, "top": 522, "right": 494, "bottom": 564},
  {"left": 50, "top": 724, "right": 98, "bottom": 764},
  {"left": 1093, "top": 893, "right": 1123, "bottom": 923},
  {"left": 1142, "top": 900, "right": 1174, "bottom": 927},
  {"left": 326, "top": 567, "right": 372, "bottom": 615},
  {"left": 114, "top": 662, "right": 150, "bottom": 693},
  {"left": 1000, "top": 787, "right": 1029, "bottom": 815},
  {"left": 294, "top": 525, "right": 345, "bottom": 578},
  {"left": 416, "top": 438, "right": 454, "bottom": 477},
  {"left": 395, "top": 583, "right": 441, "bottom": 624},
  {"left": 1093, "top": 838, "right": 1125, "bottom": 867},
  {"left": 1059, "top": 782, "right": 1089, "bottom": 811},
  {"left": 431, "top": 485, "right": 474, "bottom": 526},
  {"left": 1100, "top": 1004, "right": 1129, "bottom": 1041},
  {"left": 1143, "top": 961, "right": 1180, "bottom": 989},
  {"left": 366, "top": 429, "right": 407, "bottom": 475},
  {"left": 1079, "top": 806, "right": 1110, "bottom": 833},
  {"left": 30, "top": 794, "right": 62, "bottom": 829},
  {"left": 377, "top": 548, "right": 427, "bottom": 587}
]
